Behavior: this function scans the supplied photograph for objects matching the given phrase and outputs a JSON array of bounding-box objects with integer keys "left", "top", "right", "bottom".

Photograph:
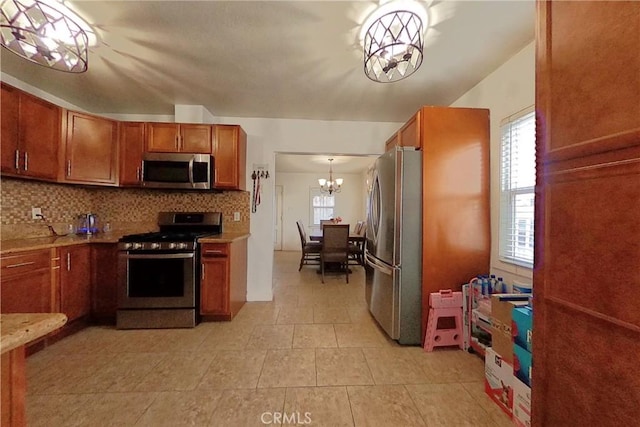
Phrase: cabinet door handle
[
  {"left": 14, "top": 150, "right": 19, "bottom": 170},
  {"left": 175, "top": 135, "right": 179, "bottom": 151},
  {"left": 136, "top": 167, "right": 140, "bottom": 182},
  {"left": 24, "top": 152, "right": 28, "bottom": 171},
  {"left": 66, "top": 253, "right": 71, "bottom": 271},
  {"left": 67, "top": 160, "right": 71, "bottom": 177},
  {"left": 5, "top": 261, "right": 35, "bottom": 268},
  {"left": 201, "top": 264, "right": 205, "bottom": 280},
  {"left": 204, "top": 250, "right": 224, "bottom": 254}
]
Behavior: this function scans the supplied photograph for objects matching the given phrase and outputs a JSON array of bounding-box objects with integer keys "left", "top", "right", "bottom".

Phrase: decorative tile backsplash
[{"left": 1, "top": 178, "right": 250, "bottom": 240}]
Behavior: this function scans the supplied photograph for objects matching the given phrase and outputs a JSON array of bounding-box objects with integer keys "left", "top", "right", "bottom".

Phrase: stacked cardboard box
[
  {"left": 485, "top": 294, "right": 532, "bottom": 423},
  {"left": 490, "top": 294, "right": 529, "bottom": 364}
]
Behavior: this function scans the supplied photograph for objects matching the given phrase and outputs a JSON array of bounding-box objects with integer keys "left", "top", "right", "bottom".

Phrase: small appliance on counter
[{"left": 76, "top": 213, "right": 100, "bottom": 235}]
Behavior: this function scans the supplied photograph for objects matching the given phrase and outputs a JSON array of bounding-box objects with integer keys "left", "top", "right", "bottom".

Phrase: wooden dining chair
[
  {"left": 296, "top": 220, "right": 321, "bottom": 271},
  {"left": 348, "top": 222, "right": 366, "bottom": 266},
  {"left": 320, "top": 224, "right": 350, "bottom": 283},
  {"left": 320, "top": 220, "right": 333, "bottom": 229}
]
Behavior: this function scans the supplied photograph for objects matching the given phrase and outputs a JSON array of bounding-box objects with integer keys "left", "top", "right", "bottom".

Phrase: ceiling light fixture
[
  {"left": 362, "top": 1, "right": 426, "bottom": 83},
  {"left": 0, "top": 0, "right": 90, "bottom": 72},
  {"left": 318, "top": 158, "right": 343, "bottom": 195}
]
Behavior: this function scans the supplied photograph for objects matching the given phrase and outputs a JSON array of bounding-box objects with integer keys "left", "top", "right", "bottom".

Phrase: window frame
[
  {"left": 498, "top": 106, "right": 536, "bottom": 268},
  {"left": 309, "top": 187, "right": 335, "bottom": 227}
]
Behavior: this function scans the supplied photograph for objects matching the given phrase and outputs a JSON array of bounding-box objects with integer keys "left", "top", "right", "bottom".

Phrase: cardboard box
[
  {"left": 513, "top": 343, "right": 532, "bottom": 387},
  {"left": 512, "top": 377, "right": 531, "bottom": 427},
  {"left": 491, "top": 294, "right": 529, "bottom": 364},
  {"left": 484, "top": 347, "right": 514, "bottom": 417},
  {"left": 512, "top": 306, "right": 533, "bottom": 352}
]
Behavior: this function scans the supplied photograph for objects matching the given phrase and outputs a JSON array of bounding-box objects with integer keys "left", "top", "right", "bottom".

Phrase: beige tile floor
[{"left": 26, "top": 251, "right": 512, "bottom": 426}]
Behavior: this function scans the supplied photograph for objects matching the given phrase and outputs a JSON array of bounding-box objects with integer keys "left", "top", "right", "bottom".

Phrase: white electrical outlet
[
  {"left": 233, "top": 212, "right": 240, "bottom": 221},
  {"left": 31, "top": 207, "right": 42, "bottom": 220}
]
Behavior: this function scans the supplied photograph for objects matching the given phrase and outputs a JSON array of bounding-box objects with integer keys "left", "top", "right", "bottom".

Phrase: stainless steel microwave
[{"left": 142, "top": 153, "right": 213, "bottom": 190}]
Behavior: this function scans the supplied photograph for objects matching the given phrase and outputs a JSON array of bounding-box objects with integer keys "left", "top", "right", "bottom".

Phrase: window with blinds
[
  {"left": 499, "top": 107, "right": 536, "bottom": 267},
  {"left": 310, "top": 188, "right": 335, "bottom": 226}
]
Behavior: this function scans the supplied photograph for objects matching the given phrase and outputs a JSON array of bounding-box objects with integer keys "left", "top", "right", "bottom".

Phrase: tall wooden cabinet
[
  {"left": 61, "top": 111, "right": 119, "bottom": 186},
  {"left": 410, "top": 106, "right": 491, "bottom": 341},
  {"left": 0, "top": 83, "right": 60, "bottom": 180},
  {"left": 533, "top": 2, "right": 640, "bottom": 425}
]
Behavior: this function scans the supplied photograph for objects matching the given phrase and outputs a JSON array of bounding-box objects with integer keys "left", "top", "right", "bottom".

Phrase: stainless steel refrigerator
[{"left": 365, "top": 147, "right": 422, "bottom": 345}]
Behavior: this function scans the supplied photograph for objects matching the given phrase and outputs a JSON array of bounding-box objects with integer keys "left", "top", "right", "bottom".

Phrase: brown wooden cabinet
[
  {"left": 59, "top": 245, "right": 91, "bottom": 322},
  {"left": 532, "top": 2, "right": 640, "bottom": 426},
  {"left": 1, "top": 83, "right": 60, "bottom": 180},
  {"left": 384, "top": 111, "right": 421, "bottom": 152},
  {"left": 146, "top": 122, "right": 212, "bottom": 153},
  {"left": 213, "top": 124, "right": 246, "bottom": 190},
  {"left": 90, "top": 243, "right": 119, "bottom": 321},
  {"left": 119, "top": 122, "right": 145, "bottom": 186},
  {"left": 0, "top": 249, "right": 53, "bottom": 313},
  {"left": 415, "top": 106, "right": 490, "bottom": 342},
  {"left": 200, "top": 239, "right": 247, "bottom": 319},
  {"left": 61, "top": 111, "right": 119, "bottom": 186}
]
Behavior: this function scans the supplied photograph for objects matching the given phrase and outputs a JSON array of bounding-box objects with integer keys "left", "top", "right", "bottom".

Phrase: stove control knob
[
  {"left": 176, "top": 242, "right": 188, "bottom": 250},
  {"left": 150, "top": 243, "right": 161, "bottom": 250},
  {"left": 123, "top": 243, "right": 132, "bottom": 250},
  {"left": 168, "top": 243, "right": 177, "bottom": 249},
  {"left": 132, "top": 243, "right": 143, "bottom": 250}
]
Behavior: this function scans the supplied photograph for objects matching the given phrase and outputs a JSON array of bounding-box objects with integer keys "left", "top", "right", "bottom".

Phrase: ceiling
[
  {"left": 0, "top": 0, "right": 535, "bottom": 124},
  {"left": 276, "top": 154, "right": 377, "bottom": 174}
]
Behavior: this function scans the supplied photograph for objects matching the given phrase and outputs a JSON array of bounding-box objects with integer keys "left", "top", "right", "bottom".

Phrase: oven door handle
[
  {"left": 122, "top": 253, "right": 195, "bottom": 260},
  {"left": 188, "top": 155, "right": 195, "bottom": 188}
]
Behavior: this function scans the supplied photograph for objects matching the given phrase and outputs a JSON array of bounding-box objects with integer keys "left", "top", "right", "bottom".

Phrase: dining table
[{"left": 309, "top": 229, "right": 365, "bottom": 244}]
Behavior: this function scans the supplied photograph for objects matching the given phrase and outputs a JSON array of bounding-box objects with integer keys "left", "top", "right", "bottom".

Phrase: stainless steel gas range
[{"left": 116, "top": 212, "right": 222, "bottom": 329}]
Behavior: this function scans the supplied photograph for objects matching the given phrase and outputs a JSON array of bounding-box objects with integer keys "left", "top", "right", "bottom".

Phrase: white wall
[
  {"left": 211, "top": 117, "right": 400, "bottom": 299},
  {"left": 276, "top": 172, "right": 366, "bottom": 251},
  {"left": 450, "top": 41, "right": 535, "bottom": 286}
]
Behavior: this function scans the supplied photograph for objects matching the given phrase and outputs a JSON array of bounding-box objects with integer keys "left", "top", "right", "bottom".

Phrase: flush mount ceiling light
[
  {"left": 362, "top": 1, "right": 427, "bottom": 83},
  {"left": 0, "top": 0, "right": 91, "bottom": 72},
  {"left": 318, "top": 158, "right": 343, "bottom": 195}
]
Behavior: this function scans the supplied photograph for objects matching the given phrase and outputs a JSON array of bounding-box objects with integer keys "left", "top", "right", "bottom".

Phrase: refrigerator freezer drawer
[{"left": 365, "top": 252, "right": 399, "bottom": 340}]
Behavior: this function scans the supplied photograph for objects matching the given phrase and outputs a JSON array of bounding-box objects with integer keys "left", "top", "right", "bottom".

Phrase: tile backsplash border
[{"left": 1, "top": 178, "right": 250, "bottom": 240}]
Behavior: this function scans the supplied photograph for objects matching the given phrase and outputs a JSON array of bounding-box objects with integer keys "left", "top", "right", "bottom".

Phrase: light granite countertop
[
  {"left": 0, "top": 231, "right": 250, "bottom": 255},
  {"left": 0, "top": 313, "right": 67, "bottom": 354},
  {"left": 199, "top": 232, "right": 250, "bottom": 243}
]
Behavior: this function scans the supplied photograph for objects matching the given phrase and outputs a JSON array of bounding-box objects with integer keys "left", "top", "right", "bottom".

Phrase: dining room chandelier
[
  {"left": 318, "top": 158, "right": 343, "bottom": 195},
  {"left": 0, "top": 0, "right": 90, "bottom": 72},
  {"left": 363, "top": 2, "right": 426, "bottom": 83}
]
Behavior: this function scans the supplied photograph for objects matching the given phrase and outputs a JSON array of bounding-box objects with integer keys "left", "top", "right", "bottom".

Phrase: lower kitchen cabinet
[
  {"left": 200, "top": 239, "right": 247, "bottom": 320},
  {"left": 90, "top": 243, "right": 119, "bottom": 322},
  {"left": 59, "top": 245, "right": 91, "bottom": 322},
  {"left": 0, "top": 249, "right": 53, "bottom": 313}
]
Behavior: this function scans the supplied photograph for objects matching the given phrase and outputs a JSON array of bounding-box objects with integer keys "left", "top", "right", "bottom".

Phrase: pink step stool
[{"left": 424, "top": 289, "right": 464, "bottom": 352}]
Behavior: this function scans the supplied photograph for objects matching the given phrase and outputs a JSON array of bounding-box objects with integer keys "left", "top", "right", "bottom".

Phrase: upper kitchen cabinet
[
  {"left": 61, "top": 111, "right": 119, "bottom": 186},
  {"left": 384, "top": 110, "right": 421, "bottom": 152},
  {"left": 213, "top": 124, "right": 247, "bottom": 190},
  {"left": 146, "top": 123, "right": 212, "bottom": 153},
  {"left": 119, "top": 122, "right": 145, "bottom": 186},
  {"left": 1, "top": 83, "right": 60, "bottom": 180}
]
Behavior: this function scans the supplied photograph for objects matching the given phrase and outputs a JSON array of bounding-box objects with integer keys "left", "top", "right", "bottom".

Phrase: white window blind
[
  {"left": 499, "top": 107, "right": 536, "bottom": 267},
  {"left": 309, "top": 188, "right": 335, "bottom": 226}
]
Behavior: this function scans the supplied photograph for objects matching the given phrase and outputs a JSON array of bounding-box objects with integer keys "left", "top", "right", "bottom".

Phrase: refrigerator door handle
[{"left": 365, "top": 251, "right": 394, "bottom": 276}]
